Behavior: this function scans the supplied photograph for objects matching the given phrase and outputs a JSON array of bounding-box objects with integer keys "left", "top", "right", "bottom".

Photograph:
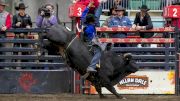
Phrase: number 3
[
  {"left": 77, "top": 7, "right": 82, "bottom": 16},
  {"left": 173, "top": 8, "right": 177, "bottom": 17}
]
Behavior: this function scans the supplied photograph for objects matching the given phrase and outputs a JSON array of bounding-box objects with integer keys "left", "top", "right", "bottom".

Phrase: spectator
[
  {"left": 0, "top": 0, "right": 11, "bottom": 68},
  {"left": 108, "top": 6, "right": 132, "bottom": 47},
  {"left": 12, "top": 3, "right": 32, "bottom": 69},
  {"left": 102, "top": 7, "right": 117, "bottom": 27},
  {"left": 132, "top": 5, "right": 153, "bottom": 38},
  {"left": 12, "top": 3, "right": 32, "bottom": 29},
  {"left": 36, "top": 3, "right": 57, "bottom": 28},
  {"left": 101, "top": 7, "right": 117, "bottom": 38},
  {"left": 0, "top": 0, "right": 11, "bottom": 31}
]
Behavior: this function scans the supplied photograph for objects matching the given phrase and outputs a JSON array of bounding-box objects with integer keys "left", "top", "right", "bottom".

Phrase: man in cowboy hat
[
  {"left": 0, "top": 0, "right": 11, "bottom": 65},
  {"left": 132, "top": 5, "right": 153, "bottom": 38},
  {"left": 12, "top": 3, "right": 32, "bottom": 66},
  {"left": 12, "top": 3, "right": 32, "bottom": 28},
  {"left": 108, "top": 6, "right": 132, "bottom": 47}
]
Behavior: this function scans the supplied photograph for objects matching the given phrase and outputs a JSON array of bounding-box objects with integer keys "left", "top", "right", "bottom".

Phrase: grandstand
[{"left": 100, "top": 0, "right": 175, "bottom": 27}]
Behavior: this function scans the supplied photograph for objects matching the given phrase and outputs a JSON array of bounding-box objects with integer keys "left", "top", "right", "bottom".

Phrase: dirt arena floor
[{"left": 0, "top": 94, "right": 180, "bottom": 101}]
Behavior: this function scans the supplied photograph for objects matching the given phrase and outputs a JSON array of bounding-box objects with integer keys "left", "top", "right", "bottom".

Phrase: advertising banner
[{"left": 89, "top": 70, "right": 175, "bottom": 94}]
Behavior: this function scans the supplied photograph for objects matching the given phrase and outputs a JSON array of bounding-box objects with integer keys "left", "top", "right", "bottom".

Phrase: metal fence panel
[{"left": 0, "top": 70, "right": 73, "bottom": 93}]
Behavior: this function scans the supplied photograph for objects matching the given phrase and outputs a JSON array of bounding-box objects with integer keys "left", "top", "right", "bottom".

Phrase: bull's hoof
[
  {"left": 117, "top": 95, "right": 126, "bottom": 100},
  {"left": 99, "top": 95, "right": 107, "bottom": 99},
  {"left": 122, "top": 97, "right": 127, "bottom": 100}
]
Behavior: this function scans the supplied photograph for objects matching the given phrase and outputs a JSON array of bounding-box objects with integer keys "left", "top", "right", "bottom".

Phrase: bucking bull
[{"left": 43, "top": 24, "right": 139, "bottom": 99}]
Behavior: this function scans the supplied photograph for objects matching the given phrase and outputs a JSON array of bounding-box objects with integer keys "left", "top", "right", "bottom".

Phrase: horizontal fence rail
[
  {"left": 99, "top": 38, "right": 174, "bottom": 43},
  {"left": 5, "top": 28, "right": 47, "bottom": 33},
  {"left": 0, "top": 62, "right": 65, "bottom": 67},
  {"left": 112, "top": 47, "right": 175, "bottom": 52},
  {"left": 0, "top": 55, "right": 62, "bottom": 60},
  {"left": 0, "top": 39, "right": 38, "bottom": 43},
  {"left": 96, "top": 27, "right": 175, "bottom": 33},
  {"left": 131, "top": 55, "right": 175, "bottom": 59}
]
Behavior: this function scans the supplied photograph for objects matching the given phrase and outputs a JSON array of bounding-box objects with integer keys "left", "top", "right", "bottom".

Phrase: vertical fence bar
[
  {"left": 142, "top": 0, "right": 146, "bottom": 5},
  {"left": 175, "top": 28, "right": 180, "bottom": 95}
]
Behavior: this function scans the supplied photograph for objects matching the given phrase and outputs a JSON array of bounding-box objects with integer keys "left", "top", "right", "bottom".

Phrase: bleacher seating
[
  {"left": 146, "top": 0, "right": 161, "bottom": 10},
  {"left": 130, "top": 0, "right": 142, "bottom": 10}
]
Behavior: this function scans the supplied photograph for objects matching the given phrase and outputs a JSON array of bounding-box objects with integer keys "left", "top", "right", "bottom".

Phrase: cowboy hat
[
  {"left": 139, "top": 5, "right": 150, "bottom": 11},
  {"left": 0, "top": 0, "right": 8, "bottom": 6},
  {"left": 15, "top": 3, "right": 28, "bottom": 10},
  {"left": 115, "top": 6, "right": 126, "bottom": 11}
]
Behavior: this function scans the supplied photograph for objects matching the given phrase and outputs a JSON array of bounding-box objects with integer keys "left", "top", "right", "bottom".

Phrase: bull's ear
[{"left": 56, "top": 3, "right": 61, "bottom": 24}]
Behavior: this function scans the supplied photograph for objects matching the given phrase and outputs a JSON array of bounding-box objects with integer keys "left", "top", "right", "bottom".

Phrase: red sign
[
  {"left": 163, "top": 5, "right": 180, "bottom": 18},
  {"left": 18, "top": 73, "right": 37, "bottom": 92},
  {"left": 69, "top": 3, "right": 86, "bottom": 18}
]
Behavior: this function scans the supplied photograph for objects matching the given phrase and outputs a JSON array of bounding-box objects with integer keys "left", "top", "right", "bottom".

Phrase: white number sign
[
  {"left": 173, "top": 8, "right": 177, "bottom": 17},
  {"left": 77, "top": 7, "right": 82, "bottom": 16}
]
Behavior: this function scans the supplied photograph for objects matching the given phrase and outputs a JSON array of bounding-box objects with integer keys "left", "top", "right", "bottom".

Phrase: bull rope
[{"left": 66, "top": 35, "right": 78, "bottom": 50}]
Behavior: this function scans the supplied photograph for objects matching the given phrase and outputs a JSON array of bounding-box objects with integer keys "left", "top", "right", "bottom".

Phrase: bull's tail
[{"left": 56, "top": 3, "right": 61, "bottom": 24}]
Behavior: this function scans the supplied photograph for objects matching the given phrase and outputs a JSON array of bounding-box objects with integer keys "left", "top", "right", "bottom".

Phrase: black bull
[{"left": 44, "top": 24, "right": 139, "bottom": 98}]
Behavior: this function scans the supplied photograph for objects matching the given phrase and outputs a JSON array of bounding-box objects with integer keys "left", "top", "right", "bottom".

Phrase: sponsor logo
[
  {"left": 18, "top": 72, "right": 37, "bottom": 92},
  {"left": 117, "top": 75, "right": 148, "bottom": 90}
]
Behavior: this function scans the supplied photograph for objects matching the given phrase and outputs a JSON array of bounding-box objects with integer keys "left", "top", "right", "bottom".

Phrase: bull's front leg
[
  {"left": 101, "top": 76, "right": 125, "bottom": 99},
  {"left": 94, "top": 83, "right": 106, "bottom": 98}
]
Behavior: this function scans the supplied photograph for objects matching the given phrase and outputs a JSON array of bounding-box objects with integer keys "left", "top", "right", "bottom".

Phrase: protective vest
[{"left": 0, "top": 11, "right": 9, "bottom": 28}]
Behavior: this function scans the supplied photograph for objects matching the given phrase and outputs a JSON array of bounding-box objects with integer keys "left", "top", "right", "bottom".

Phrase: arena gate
[{"left": 0, "top": 28, "right": 74, "bottom": 94}]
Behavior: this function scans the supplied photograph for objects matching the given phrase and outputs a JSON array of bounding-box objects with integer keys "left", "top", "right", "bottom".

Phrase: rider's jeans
[{"left": 88, "top": 46, "right": 102, "bottom": 69}]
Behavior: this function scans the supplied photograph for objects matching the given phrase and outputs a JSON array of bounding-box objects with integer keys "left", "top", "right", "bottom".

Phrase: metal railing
[
  {"left": 96, "top": 27, "right": 180, "bottom": 95},
  {"left": 0, "top": 28, "right": 65, "bottom": 69},
  {"left": 102, "top": 0, "right": 173, "bottom": 11}
]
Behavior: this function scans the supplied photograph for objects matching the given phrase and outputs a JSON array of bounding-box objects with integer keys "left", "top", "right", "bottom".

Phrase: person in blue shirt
[
  {"left": 108, "top": 6, "right": 132, "bottom": 47},
  {"left": 81, "top": 1, "right": 106, "bottom": 72},
  {"left": 81, "top": 0, "right": 102, "bottom": 27}
]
